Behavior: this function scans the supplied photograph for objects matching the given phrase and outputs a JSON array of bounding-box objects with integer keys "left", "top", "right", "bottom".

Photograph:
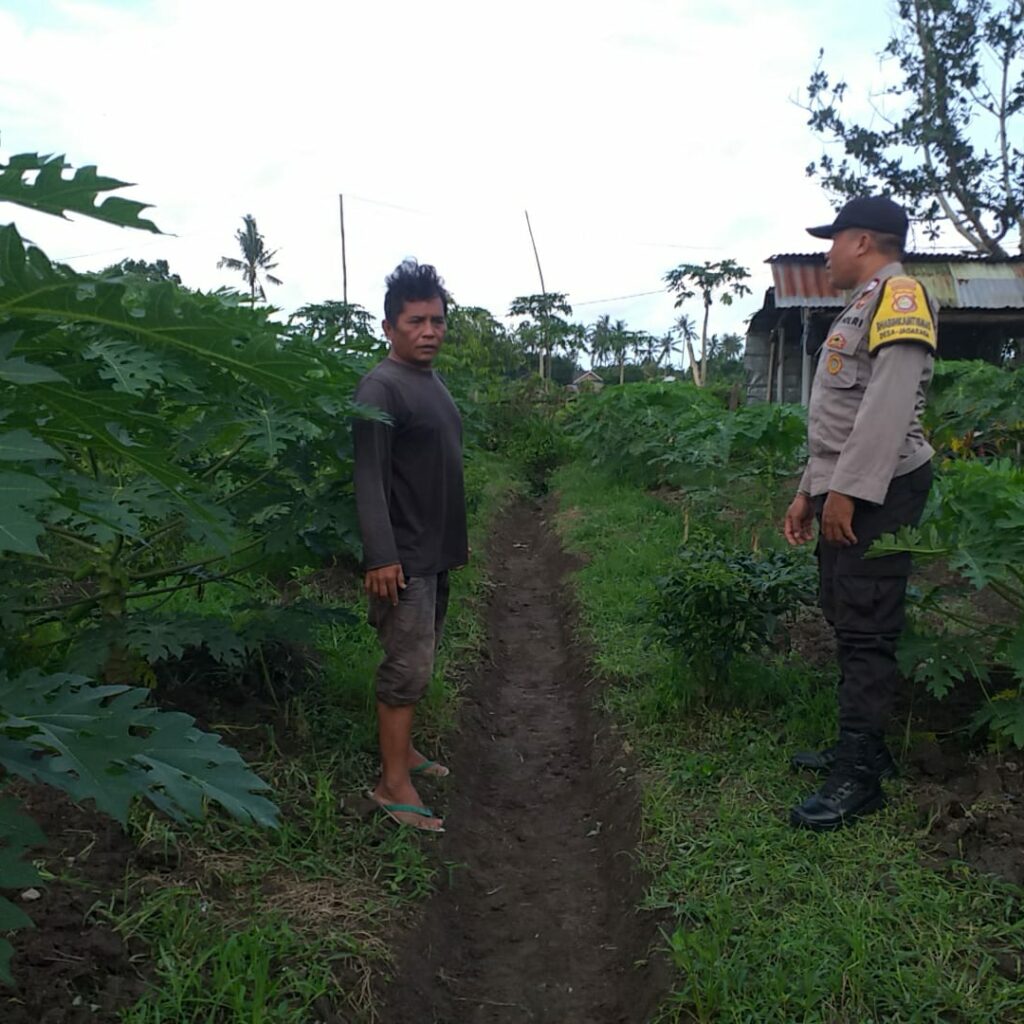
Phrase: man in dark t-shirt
[{"left": 353, "top": 259, "right": 467, "bottom": 834}]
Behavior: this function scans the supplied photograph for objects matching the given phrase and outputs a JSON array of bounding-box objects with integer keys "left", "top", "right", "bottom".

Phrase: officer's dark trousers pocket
[{"left": 816, "top": 462, "right": 932, "bottom": 734}]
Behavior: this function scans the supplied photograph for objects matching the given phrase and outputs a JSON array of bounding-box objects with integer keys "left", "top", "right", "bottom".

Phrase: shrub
[{"left": 654, "top": 540, "right": 817, "bottom": 701}]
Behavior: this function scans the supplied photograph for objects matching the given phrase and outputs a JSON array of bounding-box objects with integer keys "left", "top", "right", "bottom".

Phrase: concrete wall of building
[
  {"left": 745, "top": 329, "right": 771, "bottom": 403},
  {"left": 745, "top": 330, "right": 806, "bottom": 405}
]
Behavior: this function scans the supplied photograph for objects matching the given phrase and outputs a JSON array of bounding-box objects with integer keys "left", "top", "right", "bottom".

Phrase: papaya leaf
[
  {"left": 0, "top": 505, "right": 46, "bottom": 556},
  {"left": 0, "top": 471, "right": 57, "bottom": 507},
  {"left": 84, "top": 339, "right": 170, "bottom": 396},
  {"left": 65, "top": 618, "right": 245, "bottom": 678},
  {"left": 54, "top": 475, "right": 181, "bottom": 542},
  {"left": 0, "top": 670, "right": 278, "bottom": 827},
  {"left": 0, "top": 429, "right": 61, "bottom": 462},
  {"left": 0, "top": 226, "right": 324, "bottom": 399},
  {"left": 972, "top": 695, "right": 1024, "bottom": 749},
  {"left": 0, "top": 798, "right": 45, "bottom": 888},
  {"left": 0, "top": 352, "right": 66, "bottom": 384},
  {"left": 0, "top": 152, "right": 160, "bottom": 232},
  {"left": 240, "top": 399, "right": 321, "bottom": 459},
  {"left": 1003, "top": 626, "right": 1024, "bottom": 684},
  {"left": 896, "top": 628, "right": 988, "bottom": 700},
  {"left": 122, "top": 614, "right": 249, "bottom": 667},
  {"left": 71, "top": 615, "right": 251, "bottom": 671},
  {"left": 23, "top": 383, "right": 217, "bottom": 526}
]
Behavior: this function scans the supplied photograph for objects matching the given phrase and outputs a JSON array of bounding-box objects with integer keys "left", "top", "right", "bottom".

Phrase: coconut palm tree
[
  {"left": 587, "top": 314, "right": 613, "bottom": 370},
  {"left": 588, "top": 315, "right": 636, "bottom": 384},
  {"left": 662, "top": 314, "right": 697, "bottom": 375},
  {"left": 218, "top": 214, "right": 282, "bottom": 302}
]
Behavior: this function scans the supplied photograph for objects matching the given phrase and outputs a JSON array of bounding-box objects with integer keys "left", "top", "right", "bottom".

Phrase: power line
[
  {"left": 573, "top": 289, "right": 665, "bottom": 307},
  {"left": 633, "top": 240, "right": 726, "bottom": 251},
  {"left": 52, "top": 228, "right": 213, "bottom": 263},
  {"left": 344, "top": 193, "right": 428, "bottom": 215}
]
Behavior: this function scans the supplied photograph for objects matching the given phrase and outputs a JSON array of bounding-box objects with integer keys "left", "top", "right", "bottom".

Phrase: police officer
[{"left": 783, "top": 196, "right": 938, "bottom": 831}]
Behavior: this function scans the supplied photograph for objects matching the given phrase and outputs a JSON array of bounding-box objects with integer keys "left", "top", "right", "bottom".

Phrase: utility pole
[
  {"left": 339, "top": 194, "right": 349, "bottom": 345},
  {"left": 525, "top": 210, "right": 547, "bottom": 378}
]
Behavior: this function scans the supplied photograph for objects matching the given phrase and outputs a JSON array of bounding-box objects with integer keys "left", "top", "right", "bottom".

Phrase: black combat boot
[
  {"left": 790, "top": 739, "right": 897, "bottom": 780},
  {"left": 789, "top": 730, "right": 886, "bottom": 832}
]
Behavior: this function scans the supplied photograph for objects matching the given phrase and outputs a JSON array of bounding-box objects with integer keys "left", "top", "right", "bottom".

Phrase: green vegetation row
[
  {"left": 553, "top": 460, "right": 1024, "bottom": 1023},
  {"left": 0, "top": 152, "right": 349, "bottom": 977},
  {"left": 555, "top": 374, "right": 1024, "bottom": 749},
  {"left": 101, "top": 450, "right": 518, "bottom": 1024}
]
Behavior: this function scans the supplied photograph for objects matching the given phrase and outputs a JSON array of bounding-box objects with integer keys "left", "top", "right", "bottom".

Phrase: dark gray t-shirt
[{"left": 353, "top": 357, "right": 468, "bottom": 575}]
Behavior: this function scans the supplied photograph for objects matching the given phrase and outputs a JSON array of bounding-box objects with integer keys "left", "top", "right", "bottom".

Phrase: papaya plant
[
  {"left": 923, "top": 361, "right": 1024, "bottom": 463},
  {"left": 0, "top": 150, "right": 366, "bottom": 673},
  {"left": 0, "top": 146, "right": 369, "bottom": 981},
  {"left": 870, "top": 459, "right": 1024, "bottom": 747}
]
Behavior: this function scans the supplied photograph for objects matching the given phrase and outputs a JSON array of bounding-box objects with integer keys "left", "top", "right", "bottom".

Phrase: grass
[
  {"left": 552, "top": 461, "right": 1024, "bottom": 1024},
  {"left": 104, "top": 450, "right": 522, "bottom": 1023}
]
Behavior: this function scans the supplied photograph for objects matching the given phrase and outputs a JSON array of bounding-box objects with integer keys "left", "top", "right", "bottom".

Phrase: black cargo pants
[{"left": 815, "top": 461, "right": 932, "bottom": 735}]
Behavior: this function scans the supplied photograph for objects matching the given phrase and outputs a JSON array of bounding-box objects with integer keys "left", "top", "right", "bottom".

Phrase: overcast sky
[{"left": 2, "top": 0, "right": 914, "bottom": 346}]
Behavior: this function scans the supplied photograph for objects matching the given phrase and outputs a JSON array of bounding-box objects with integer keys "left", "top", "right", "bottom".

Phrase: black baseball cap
[{"left": 806, "top": 196, "right": 908, "bottom": 241}]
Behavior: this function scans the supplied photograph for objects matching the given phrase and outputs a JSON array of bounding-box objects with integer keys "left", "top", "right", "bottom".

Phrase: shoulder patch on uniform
[{"left": 868, "top": 278, "right": 937, "bottom": 356}]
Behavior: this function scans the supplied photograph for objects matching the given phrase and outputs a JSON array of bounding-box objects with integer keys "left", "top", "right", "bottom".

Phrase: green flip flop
[
  {"left": 367, "top": 791, "right": 445, "bottom": 833},
  {"left": 410, "top": 759, "right": 450, "bottom": 779}
]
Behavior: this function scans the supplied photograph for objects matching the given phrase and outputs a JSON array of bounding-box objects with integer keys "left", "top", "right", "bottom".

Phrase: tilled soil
[
  {"left": 380, "top": 501, "right": 665, "bottom": 1024},
  {"left": 1, "top": 783, "right": 144, "bottom": 1024}
]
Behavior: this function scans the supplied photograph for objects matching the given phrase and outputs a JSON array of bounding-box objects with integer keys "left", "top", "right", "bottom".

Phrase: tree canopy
[
  {"left": 805, "top": 0, "right": 1024, "bottom": 256},
  {"left": 663, "top": 260, "right": 751, "bottom": 387}
]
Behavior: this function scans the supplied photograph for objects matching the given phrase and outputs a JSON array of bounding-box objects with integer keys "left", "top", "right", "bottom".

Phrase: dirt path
[{"left": 381, "top": 501, "right": 663, "bottom": 1024}]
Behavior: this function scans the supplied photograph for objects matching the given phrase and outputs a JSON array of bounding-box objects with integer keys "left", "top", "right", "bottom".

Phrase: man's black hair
[
  {"left": 384, "top": 259, "right": 450, "bottom": 324},
  {"left": 866, "top": 230, "right": 905, "bottom": 261}
]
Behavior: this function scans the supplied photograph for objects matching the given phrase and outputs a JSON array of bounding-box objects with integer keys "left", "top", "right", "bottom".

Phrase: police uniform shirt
[{"left": 798, "top": 261, "right": 938, "bottom": 505}]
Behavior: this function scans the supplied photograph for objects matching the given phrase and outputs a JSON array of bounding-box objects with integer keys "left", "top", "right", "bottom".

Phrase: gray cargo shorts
[{"left": 368, "top": 572, "right": 450, "bottom": 706}]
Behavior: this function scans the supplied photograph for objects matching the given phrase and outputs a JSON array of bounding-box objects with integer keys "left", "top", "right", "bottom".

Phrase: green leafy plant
[
  {"left": 662, "top": 259, "right": 751, "bottom": 387},
  {"left": 565, "top": 381, "right": 806, "bottom": 499},
  {"left": 871, "top": 458, "right": 1024, "bottom": 746},
  {"left": 0, "top": 146, "right": 371, "bottom": 982},
  {"left": 217, "top": 213, "right": 283, "bottom": 302},
  {"left": 508, "top": 291, "right": 573, "bottom": 380},
  {"left": 654, "top": 541, "right": 817, "bottom": 698},
  {"left": 803, "top": 0, "right": 1023, "bottom": 256},
  {"left": 0, "top": 148, "right": 365, "bottom": 665},
  {"left": 0, "top": 669, "right": 278, "bottom": 980},
  {"left": 923, "top": 361, "right": 1024, "bottom": 461}
]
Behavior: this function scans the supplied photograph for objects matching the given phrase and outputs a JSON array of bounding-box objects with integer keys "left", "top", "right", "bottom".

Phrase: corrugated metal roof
[
  {"left": 925, "top": 261, "right": 1024, "bottom": 308},
  {"left": 770, "top": 262, "right": 843, "bottom": 307},
  {"left": 769, "top": 252, "right": 1024, "bottom": 264},
  {"left": 767, "top": 254, "right": 1024, "bottom": 309}
]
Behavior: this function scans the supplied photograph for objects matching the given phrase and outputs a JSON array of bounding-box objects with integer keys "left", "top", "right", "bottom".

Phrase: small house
[
  {"left": 745, "top": 253, "right": 1024, "bottom": 405},
  {"left": 568, "top": 370, "right": 605, "bottom": 393}
]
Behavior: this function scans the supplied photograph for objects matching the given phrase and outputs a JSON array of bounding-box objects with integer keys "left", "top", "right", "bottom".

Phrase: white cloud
[{"left": 1, "top": 0, "right": 907, "bottom": 347}]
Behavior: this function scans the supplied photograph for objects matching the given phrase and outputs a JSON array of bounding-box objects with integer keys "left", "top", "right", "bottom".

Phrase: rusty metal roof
[{"left": 767, "top": 253, "right": 1024, "bottom": 310}]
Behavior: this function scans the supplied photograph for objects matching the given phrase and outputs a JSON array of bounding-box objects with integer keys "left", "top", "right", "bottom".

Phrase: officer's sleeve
[
  {"left": 866, "top": 279, "right": 937, "bottom": 357},
  {"left": 829, "top": 343, "right": 931, "bottom": 504},
  {"left": 352, "top": 377, "right": 401, "bottom": 570}
]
